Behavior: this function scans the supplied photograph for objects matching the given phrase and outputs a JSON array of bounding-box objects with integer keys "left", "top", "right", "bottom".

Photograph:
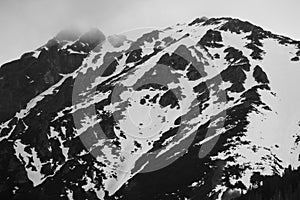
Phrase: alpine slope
[{"left": 0, "top": 17, "right": 300, "bottom": 200}]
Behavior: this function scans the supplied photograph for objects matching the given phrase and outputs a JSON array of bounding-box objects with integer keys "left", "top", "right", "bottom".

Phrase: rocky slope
[{"left": 0, "top": 17, "right": 300, "bottom": 200}]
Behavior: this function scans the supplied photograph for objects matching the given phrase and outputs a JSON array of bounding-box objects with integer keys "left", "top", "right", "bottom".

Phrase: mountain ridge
[{"left": 0, "top": 17, "right": 300, "bottom": 200}]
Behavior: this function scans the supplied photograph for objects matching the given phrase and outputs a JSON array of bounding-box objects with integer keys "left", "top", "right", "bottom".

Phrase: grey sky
[{"left": 0, "top": 0, "right": 299, "bottom": 65}]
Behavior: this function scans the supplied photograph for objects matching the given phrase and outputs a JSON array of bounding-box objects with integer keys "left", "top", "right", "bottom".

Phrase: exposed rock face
[{"left": 0, "top": 18, "right": 300, "bottom": 200}]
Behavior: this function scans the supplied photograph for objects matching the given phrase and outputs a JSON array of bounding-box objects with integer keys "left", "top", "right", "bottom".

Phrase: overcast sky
[{"left": 0, "top": 0, "right": 299, "bottom": 65}]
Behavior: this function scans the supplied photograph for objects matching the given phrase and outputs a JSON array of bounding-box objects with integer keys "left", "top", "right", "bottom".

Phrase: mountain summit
[{"left": 0, "top": 17, "right": 300, "bottom": 200}]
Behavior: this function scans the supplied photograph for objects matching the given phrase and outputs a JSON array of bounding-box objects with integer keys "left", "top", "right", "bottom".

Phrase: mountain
[{"left": 0, "top": 17, "right": 300, "bottom": 200}]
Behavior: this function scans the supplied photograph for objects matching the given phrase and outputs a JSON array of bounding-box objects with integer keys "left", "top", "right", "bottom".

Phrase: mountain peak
[
  {"left": 79, "top": 28, "right": 106, "bottom": 48},
  {"left": 0, "top": 16, "right": 300, "bottom": 200},
  {"left": 188, "top": 16, "right": 209, "bottom": 25},
  {"left": 55, "top": 27, "right": 82, "bottom": 42}
]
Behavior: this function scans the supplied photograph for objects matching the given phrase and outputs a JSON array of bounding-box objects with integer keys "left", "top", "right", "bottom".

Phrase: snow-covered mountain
[{"left": 0, "top": 17, "right": 300, "bottom": 200}]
